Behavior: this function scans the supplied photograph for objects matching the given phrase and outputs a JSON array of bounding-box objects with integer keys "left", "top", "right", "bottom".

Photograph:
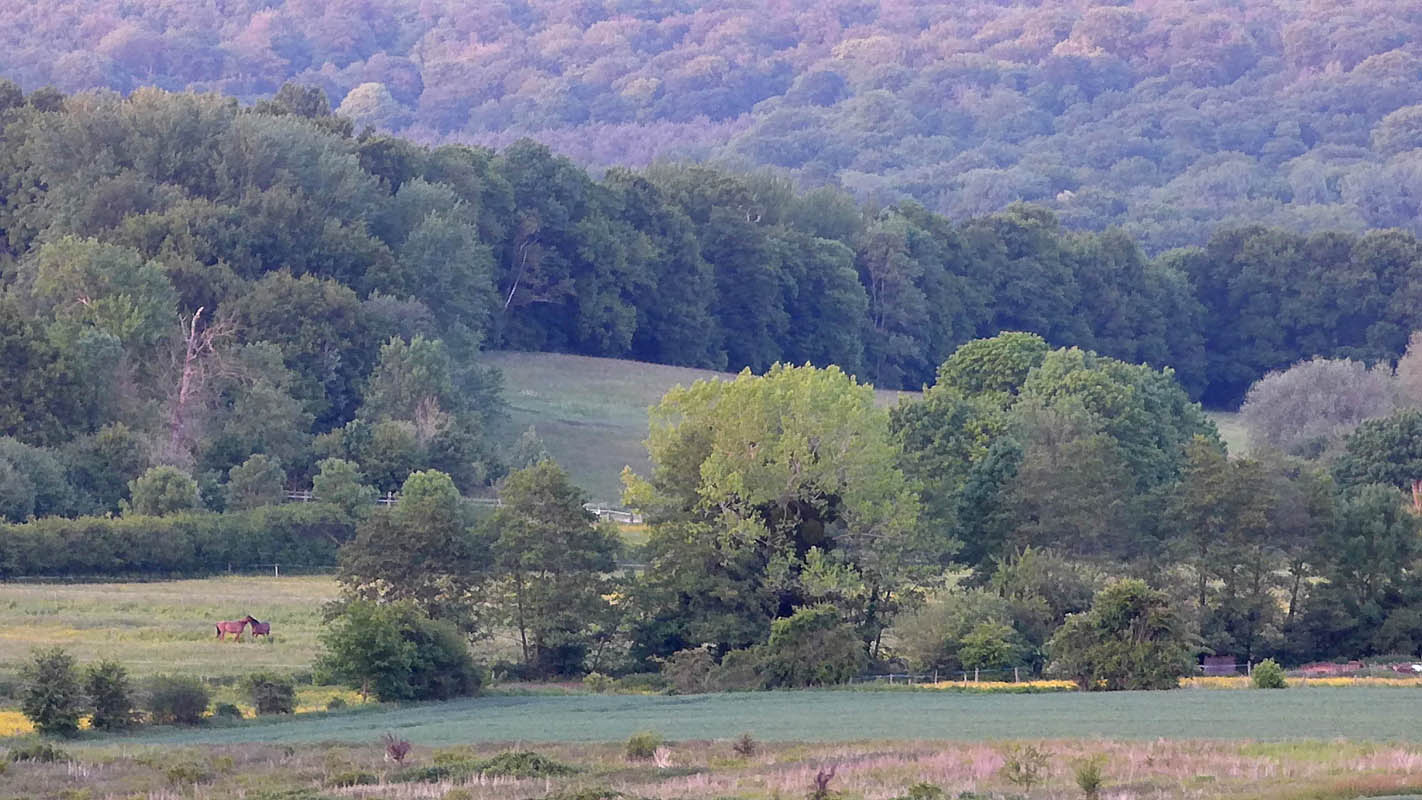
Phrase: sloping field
[
  {"left": 486, "top": 352, "right": 917, "bottom": 500},
  {"left": 110, "top": 687, "right": 1422, "bottom": 748}
]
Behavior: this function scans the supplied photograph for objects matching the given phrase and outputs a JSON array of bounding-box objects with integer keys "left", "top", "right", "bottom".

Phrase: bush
[
  {"left": 20, "top": 647, "right": 83, "bottom": 737},
  {"left": 478, "top": 750, "right": 576, "bottom": 778},
  {"left": 7, "top": 741, "right": 71, "bottom": 762},
  {"left": 325, "top": 697, "right": 347, "bottom": 711},
  {"left": 761, "top": 605, "right": 867, "bottom": 688},
  {"left": 613, "top": 672, "right": 668, "bottom": 693},
  {"left": 1073, "top": 755, "right": 1107, "bottom": 800},
  {"left": 316, "top": 600, "right": 480, "bottom": 702},
  {"left": 732, "top": 732, "right": 758, "bottom": 757},
  {"left": 999, "top": 744, "right": 1049, "bottom": 792},
  {"left": 328, "top": 770, "right": 379, "bottom": 787},
  {"left": 889, "top": 783, "right": 945, "bottom": 800},
  {"left": 1252, "top": 658, "right": 1287, "bottom": 689},
  {"left": 85, "top": 660, "right": 136, "bottom": 731},
  {"left": 213, "top": 702, "right": 243, "bottom": 721},
  {"left": 243, "top": 672, "right": 297, "bottom": 714},
  {"left": 164, "top": 760, "right": 213, "bottom": 785},
  {"left": 144, "top": 674, "right": 210, "bottom": 725},
  {"left": 583, "top": 672, "right": 615, "bottom": 693},
  {"left": 1046, "top": 579, "right": 1192, "bottom": 691},
  {"left": 625, "top": 731, "right": 663, "bottom": 761}
]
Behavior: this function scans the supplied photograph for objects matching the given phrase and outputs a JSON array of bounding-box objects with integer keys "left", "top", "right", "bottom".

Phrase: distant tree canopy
[{"left": 6, "top": 1, "right": 1422, "bottom": 251}]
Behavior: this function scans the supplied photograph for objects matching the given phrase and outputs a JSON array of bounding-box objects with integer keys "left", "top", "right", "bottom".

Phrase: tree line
[{"left": 7, "top": 83, "right": 1422, "bottom": 525}]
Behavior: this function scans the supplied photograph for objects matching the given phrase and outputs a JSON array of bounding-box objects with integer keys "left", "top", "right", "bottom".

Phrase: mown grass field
[
  {"left": 0, "top": 576, "right": 335, "bottom": 685},
  {"left": 87, "top": 686, "right": 1422, "bottom": 748}
]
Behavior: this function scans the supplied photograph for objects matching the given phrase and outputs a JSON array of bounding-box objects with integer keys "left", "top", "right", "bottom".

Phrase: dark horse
[
  {"left": 215, "top": 615, "right": 255, "bottom": 641},
  {"left": 249, "top": 617, "right": 271, "bottom": 639}
]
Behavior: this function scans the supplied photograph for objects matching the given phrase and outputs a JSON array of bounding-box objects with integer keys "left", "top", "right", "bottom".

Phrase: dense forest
[
  {"left": 0, "top": 72, "right": 1419, "bottom": 675},
  {"left": 4, "top": 1, "right": 1422, "bottom": 250}
]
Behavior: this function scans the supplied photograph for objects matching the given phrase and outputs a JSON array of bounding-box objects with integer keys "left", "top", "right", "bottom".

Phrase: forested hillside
[{"left": 5, "top": 1, "right": 1422, "bottom": 249}]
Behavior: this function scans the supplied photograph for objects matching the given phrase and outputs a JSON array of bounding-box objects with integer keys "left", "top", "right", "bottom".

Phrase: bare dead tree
[{"left": 164, "top": 307, "right": 237, "bottom": 464}]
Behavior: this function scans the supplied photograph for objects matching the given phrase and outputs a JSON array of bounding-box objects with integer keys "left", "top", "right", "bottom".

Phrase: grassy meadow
[
  {"left": 0, "top": 576, "right": 335, "bottom": 684},
  {"left": 5, "top": 730, "right": 1422, "bottom": 800}
]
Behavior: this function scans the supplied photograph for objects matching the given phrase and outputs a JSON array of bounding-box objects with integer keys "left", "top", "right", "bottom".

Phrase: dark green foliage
[
  {"left": 1047, "top": 580, "right": 1194, "bottom": 691},
  {"left": 84, "top": 660, "right": 136, "bottom": 731},
  {"left": 393, "top": 751, "right": 575, "bottom": 783},
  {"left": 0, "top": 504, "right": 354, "bottom": 579},
  {"left": 316, "top": 600, "right": 480, "bottom": 702},
  {"left": 760, "top": 606, "right": 868, "bottom": 688},
  {"left": 19, "top": 648, "right": 83, "bottom": 737},
  {"left": 123, "top": 466, "right": 201, "bottom": 516},
  {"left": 242, "top": 672, "right": 297, "bottom": 715},
  {"left": 213, "top": 702, "right": 243, "bottom": 721},
  {"left": 144, "top": 674, "right": 210, "bottom": 725},
  {"left": 625, "top": 731, "right": 663, "bottom": 761}
]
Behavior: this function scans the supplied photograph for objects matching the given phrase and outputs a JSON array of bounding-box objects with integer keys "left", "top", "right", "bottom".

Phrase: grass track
[{"left": 106, "top": 686, "right": 1422, "bottom": 748}]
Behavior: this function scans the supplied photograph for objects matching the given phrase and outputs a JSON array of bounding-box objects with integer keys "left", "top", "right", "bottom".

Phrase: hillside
[
  {"left": 6, "top": 1, "right": 1422, "bottom": 249},
  {"left": 488, "top": 351, "right": 917, "bottom": 500}
]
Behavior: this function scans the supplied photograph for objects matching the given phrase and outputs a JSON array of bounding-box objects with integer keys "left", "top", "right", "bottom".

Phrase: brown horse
[
  {"left": 249, "top": 617, "right": 271, "bottom": 639},
  {"left": 215, "top": 615, "right": 255, "bottom": 641}
]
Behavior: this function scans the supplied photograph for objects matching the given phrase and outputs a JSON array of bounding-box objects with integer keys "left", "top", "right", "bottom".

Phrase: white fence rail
[{"left": 285, "top": 491, "right": 641, "bottom": 523}]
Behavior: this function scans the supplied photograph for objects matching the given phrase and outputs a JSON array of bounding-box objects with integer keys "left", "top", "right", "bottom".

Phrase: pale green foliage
[
  {"left": 1073, "top": 754, "right": 1107, "bottom": 799},
  {"left": 892, "top": 589, "right": 1019, "bottom": 672},
  {"left": 225, "top": 454, "right": 287, "bottom": 510},
  {"left": 760, "top": 604, "right": 867, "bottom": 687},
  {"left": 1251, "top": 658, "right": 1286, "bottom": 689},
  {"left": 999, "top": 743, "right": 1049, "bottom": 791},
  {"left": 316, "top": 599, "right": 480, "bottom": 702},
  {"left": 958, "top": 621, "right": 1021, "bottom": 670},
  {"left": 123, "top": 465, "right": 201, "bottom": 516},
  {"left": 312, "top": 457, "right": 377, "bottom": 517},
  {"left": 26, "top": 236, "right": 177, "bottom": 354}
]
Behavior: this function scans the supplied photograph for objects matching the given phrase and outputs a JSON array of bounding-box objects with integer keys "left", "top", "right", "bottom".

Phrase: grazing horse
[
  {"left": 249, "top": 617, "right": 271, "bottom": 639},
  {"left": 215, "top": 615, "right": 255, "bottom": 641}
]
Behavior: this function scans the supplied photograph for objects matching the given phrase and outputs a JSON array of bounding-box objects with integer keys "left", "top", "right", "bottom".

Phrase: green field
[
  {"left": 487, "top": 352, "right": 918, "bottom": 500},
  {"left": 103, "top": 686, "right": 1422, "bottom": 748},
  {"left": 0, "top": 576, "right": 335, "bottom": 684}
]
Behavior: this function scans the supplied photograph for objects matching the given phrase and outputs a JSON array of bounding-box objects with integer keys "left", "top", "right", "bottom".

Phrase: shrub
[
  {"left": 213, "top": 702, "right": 243, "bottom": 721},
  {"left": 1046, "top": 579, "right": 1192, "bottom": 691},
  {"left": 625, "top": 731, "right": 663, "bottom": 761},
  {"left": 999, "top": 744, "right": 1049, "bottom": 792},
  {"left": 583, "top": 672, "right": 615, "bottom": 693},
  {"left": 20, "top": 647, "right": 83, "bottom": 737},
  {"left": 7, "top": 741, "right": 71, "bottom": 762},
  {"left": 479, "top": 751, "right": 576, "bottom": 778},
  {"left": 317, "top": 600, "right": 480, "bottom": 702},
  {"left": 1252, "top": 658, "right": 1287, "bottom": 689},
  {"left": 243, "top": 672, "right": 297, "bottom": 714},
  {"left": 328, "top": 770, "right": 379, "bottom": 787},
  {"left": 144, "top": 674, "right": 210, "bottom": 725},
  {"left": 732, "top": 732, "right": 758, "bottom": 757},
  {"left": 164, "top": 760, "right": 213, "bottom": 785},
  {"left": 613, "top": 672, "right": 668, "bottom": 693},
  {"left": 760, "top": 605, "right": 866, "bottom": 688},
  {"left": 325, "top": 697, "right": 347, "bottom": 711},
  {"left": 1073, "top": 755, "right": 1107, "bottom": 800},
  {"left": 84, "top": 660, "right": 136, "bottom": 731},
  {"left": 889, "top": 783, "right": 945, "bottom": 800}
]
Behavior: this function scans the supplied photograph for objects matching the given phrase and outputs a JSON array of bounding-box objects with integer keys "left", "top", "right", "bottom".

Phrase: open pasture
[{"left": 0, "top": 575, "right": 335, "bottom": 683}]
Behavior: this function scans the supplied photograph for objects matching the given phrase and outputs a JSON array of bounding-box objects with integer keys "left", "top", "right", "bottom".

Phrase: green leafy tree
[
  {"left": 1047, "top": 579, "right": 1194, "bottom": 691},
  {"left": 316, "top": 599, "right": 480, "bottom": 702},
  {"left": 1325, "top": 484, "right": 1421, "bottom": 609},
  {"left": 123, "top": 466, "right": 201, "bottom": 516},
  {"left": 312, "top": 457, "right": 377, "bottom": 517},
  {"left": 1334, "top": 409, "right": 1422, "bottom": 511},
  {"left": 959, "top": 621, "right": 1024, "bottom": 671},
  {"left": 20, "top": 648, "right": 84, "bottom": 737},
  {"left": 84, "top": 660, "right": 136, "bottom": 731},
  {"left": 623, "top": 364, "right": 926, "bottom": 659},
  {"left": 337, "top": 470, "right": 486, "bottom": 624},
  {"left": 490, "top": 460, "right": 619, "bottom": 676},
  {"left": 225, "top": 454, "right": 287, "bottom": 510}
]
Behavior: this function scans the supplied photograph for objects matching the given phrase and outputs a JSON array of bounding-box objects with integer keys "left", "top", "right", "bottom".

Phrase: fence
[
  {"left": 853, "top": 667, "right": 1033, "bottom": 685},
  {"left": 285, "top": 490, "right": 641, "bottom": 523}
]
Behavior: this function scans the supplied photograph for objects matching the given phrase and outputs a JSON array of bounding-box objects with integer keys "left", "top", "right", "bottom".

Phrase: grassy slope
[
  {"left": 101, "top": 687, "right": 1422, "bottom": 747},
  {"left": 487, "top": 352, "right": 918, "bottom": 501},
  {"left": 489, "top": 351, "right": 1246, "bottom": 499}
]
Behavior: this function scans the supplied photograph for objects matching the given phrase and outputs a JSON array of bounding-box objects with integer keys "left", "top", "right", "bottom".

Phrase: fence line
[
  {"left": 853, "top": 667, "right": 1032, "bottom": 685},
  {"left": 284, "top": 490, "right": 641, "bottom": 523}
]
